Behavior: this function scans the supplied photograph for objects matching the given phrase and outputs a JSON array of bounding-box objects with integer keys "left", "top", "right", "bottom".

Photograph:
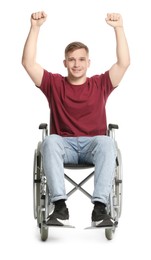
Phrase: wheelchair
[{"left": 33, "top": 123, "right": 123, "bottom": 241}]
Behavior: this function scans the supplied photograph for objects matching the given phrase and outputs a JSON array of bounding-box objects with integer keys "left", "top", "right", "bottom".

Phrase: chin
[{"left": 72, "top": 72, "right": 83, "bottom": 78}]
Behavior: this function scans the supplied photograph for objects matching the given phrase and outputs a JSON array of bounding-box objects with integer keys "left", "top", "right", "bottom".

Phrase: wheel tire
[
  {"left": 116, "top": 148, "right": 123, "bottom": 218},
  {"left": 33, "top": 152, "right": 41, "bottom": 219},
  {"left": 105, "top": 228, "right": 114, "bottom": 240},
  {"left": 33, "top": 150, "right": 38, "bottom": 219},
  {"left": 33, "top": 142, "right": 42, "bottom": 221},
  {"left": 40, "top": 226, "right": 49, "bottom": 241}
]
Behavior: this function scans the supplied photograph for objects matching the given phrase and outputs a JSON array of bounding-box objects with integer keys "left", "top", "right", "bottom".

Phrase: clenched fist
[
  {"left": 31, "top": 11, "right": 47, "bottom": 27},
  {"left": 105, "top": 13, "right": 123, "bottom": 28}
]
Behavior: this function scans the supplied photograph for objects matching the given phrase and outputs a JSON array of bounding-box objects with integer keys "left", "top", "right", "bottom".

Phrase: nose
[{"left": 74, "top": 59, "right": 79, "bottom": 67}]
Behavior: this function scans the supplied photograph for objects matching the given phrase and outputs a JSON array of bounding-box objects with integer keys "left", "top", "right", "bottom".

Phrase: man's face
[{"left": 64, "top": 48, "right": 90, "bottom": 80}]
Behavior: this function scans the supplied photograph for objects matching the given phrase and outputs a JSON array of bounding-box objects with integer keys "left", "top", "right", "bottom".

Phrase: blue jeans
[{"left": 41, "top": 134, "right": 117, "bottom": 205}]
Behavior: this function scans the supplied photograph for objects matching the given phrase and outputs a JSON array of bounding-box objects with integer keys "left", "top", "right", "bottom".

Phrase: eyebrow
[{"left": 67, "top": 57, "right": 86, "bottom": 60}]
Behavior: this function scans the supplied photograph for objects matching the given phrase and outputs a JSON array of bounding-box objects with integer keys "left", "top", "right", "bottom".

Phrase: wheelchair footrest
[
  {"left": 43, "top": 221, "right": 75, "bottom": 228},
  {"left": 43, "top": 220, "right": 75, "bottom": 228},
  {"left": 85, "top": 220, "right": 118, "bottom": 229},
  {"left": 85, "top": 221, "right": 118, "bottom": 229}
]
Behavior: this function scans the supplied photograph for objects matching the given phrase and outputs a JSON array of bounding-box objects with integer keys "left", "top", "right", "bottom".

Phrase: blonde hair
[{"left": 65, "top": 41, "right": 89, "bottom": 57}]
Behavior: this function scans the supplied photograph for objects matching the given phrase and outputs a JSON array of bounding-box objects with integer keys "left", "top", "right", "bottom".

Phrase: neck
[{"left": 67, "top": 75, "right": 87, "bottom": 85}]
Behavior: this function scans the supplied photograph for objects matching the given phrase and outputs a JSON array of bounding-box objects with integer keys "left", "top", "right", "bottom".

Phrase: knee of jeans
[
  {"left": 41, "top": 134, "right": 63, "bottom": 154},
  {"left": 95, "top": 136, "right": 116, "bottom": 155}
]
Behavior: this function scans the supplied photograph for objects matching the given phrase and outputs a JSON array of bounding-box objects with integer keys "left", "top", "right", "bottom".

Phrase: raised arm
[
  {"left": 22, "top": 11, "right": 47, "bottom": 87},
  {"left": 105, "top": 13, "right": 130, "bottom": 87}
]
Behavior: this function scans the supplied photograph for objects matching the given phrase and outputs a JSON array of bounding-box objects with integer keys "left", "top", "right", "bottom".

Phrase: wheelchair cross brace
[{"left": 64, "top": 171, "right": 94, "bottom": 199}]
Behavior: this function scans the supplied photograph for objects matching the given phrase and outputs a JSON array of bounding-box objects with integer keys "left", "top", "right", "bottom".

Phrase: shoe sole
[
  {"left": 46, "top": 217, "right": 70, "bottom": 226},
  {"left": 92, "top": 218, "right": 114, "bottom": 227}
]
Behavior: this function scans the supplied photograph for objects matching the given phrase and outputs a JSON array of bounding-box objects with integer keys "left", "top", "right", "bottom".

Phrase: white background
[{"left": 1, "top": 0, "right": 151, "bottom": 259}]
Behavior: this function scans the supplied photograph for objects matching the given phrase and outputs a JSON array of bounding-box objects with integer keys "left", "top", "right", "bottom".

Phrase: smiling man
[
  {"left": 22, "top": 11, "right": 130, "bottom": 227},
  {"left": 63, "top": 42, "right": 90, "bottom": 84}
]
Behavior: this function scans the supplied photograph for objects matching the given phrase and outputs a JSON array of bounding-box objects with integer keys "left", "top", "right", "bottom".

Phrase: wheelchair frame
[{"left": 33, "top": 123, "right": 123, "bottom": 241}]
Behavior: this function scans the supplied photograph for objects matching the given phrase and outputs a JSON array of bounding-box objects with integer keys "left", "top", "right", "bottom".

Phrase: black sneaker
[
  {"left": 46, "top": 200, "right": 69, "bottom": 226},
  {"left": 91, "top": 202, "right": 114, "bottom": 227}
]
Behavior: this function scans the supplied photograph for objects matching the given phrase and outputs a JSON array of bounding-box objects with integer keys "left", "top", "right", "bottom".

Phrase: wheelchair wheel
[
  {"left": 116, "top": 148, "right": 123, "bottom": 218},
  {"left": 39, "top": 195, "right": 49, "bottom": 241},
  {"left": 40, "top": 224, "right": 49, "bottom": 241},
  {"left": 33, "top": 142, "right": 42, "bottom": 220},
  {"left": 105, "top": 227, "right": 115, "bottom": 240}
]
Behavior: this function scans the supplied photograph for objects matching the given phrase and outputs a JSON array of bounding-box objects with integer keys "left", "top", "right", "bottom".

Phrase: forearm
[
  {"left": 22, "top": 25, "right": 40, "bottom": 68},
  {"left": 114, "top": 26, "right": 130, "bottom": 68}
]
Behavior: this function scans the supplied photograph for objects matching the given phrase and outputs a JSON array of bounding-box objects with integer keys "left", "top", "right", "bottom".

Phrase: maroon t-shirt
[{"left": 40, "top": 69, "right": 115, "bottom": 137}]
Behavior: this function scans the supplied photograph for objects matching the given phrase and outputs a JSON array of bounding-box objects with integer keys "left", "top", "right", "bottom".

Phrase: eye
[
  {"left": 80, "top": 58, "right": 86, "bottom": 61},
  {"left": 68, "top": 58, "right": 75, "bottom": 62}
]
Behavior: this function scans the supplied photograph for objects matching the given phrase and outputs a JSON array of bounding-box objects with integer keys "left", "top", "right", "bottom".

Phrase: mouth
[{"left": 72, "top": 69, "right": 81, "bottom": 73}]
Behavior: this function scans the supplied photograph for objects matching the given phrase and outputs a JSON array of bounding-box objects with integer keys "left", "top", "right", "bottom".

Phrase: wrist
[
  {"left": 114, "top": 26, "right": 123, "bottom": 31},
  {"left": 30, "top": 25, "right": 41, "bottom": 36},
  {"left": 30, "top": 24, "right": 41, "bottom": 31}
]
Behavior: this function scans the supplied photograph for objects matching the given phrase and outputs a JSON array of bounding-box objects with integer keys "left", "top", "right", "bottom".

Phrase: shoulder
[
  {"left": 90, "top": 71, "right": 110, "bottom": 80},
  {"left": 88, "top": 71, "right": 111, "bottom": 85},
  {"left": 88, "top": 71, "right": 114, "bottom": 96},
  {"left": 42, "top": 69, "right": 64, "bottom": 80},
  {"left": 39, "top": 70, "right": 65, "bottom": 97},
  {"left": 40, "top": 69, "right": 65, "bottom": 87}
]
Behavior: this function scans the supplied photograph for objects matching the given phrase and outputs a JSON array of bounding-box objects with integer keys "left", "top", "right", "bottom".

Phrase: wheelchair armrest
[
  {"left": 39, "top": 123, "right": 48, "bottom": 130},
  {"left": 39, "top": 123, "right": 48, "bottom": 140},
  {"left": 108, "top": 124, "right": 119, "bottom": 130},
  {"left": 108, "top": 124, "right": 119, "bottom": 139}
]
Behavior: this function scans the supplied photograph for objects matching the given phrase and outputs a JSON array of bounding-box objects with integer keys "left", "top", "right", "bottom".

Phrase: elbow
[
  {"left": 120, "top": 59, "right": 131, "bottom": 71},
  {"left": 124, "top": 55, "right": 131, "bottom": 69},
  {"left": 118, "top": 52, "right": 131, "bottom": 70},
  {"left": 21, "top": 57, "right": 27, "bottom": 69},
  {"left": 126, "top": 58, "right": 131, "bottom": 69},
  {"left": 21, "top": 57, "right": 33, "bottom": 72},
  {"left": 124, "top": 62, "right": 130, "bottom": 71}
]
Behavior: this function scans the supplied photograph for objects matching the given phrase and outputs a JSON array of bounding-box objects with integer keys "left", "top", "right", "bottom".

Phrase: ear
[
  {"left": 88, "top": 59, "right": 91, "bottom": 68},
  {"left": 63, "top": 60, "right": 67, "bottom": 68}
]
